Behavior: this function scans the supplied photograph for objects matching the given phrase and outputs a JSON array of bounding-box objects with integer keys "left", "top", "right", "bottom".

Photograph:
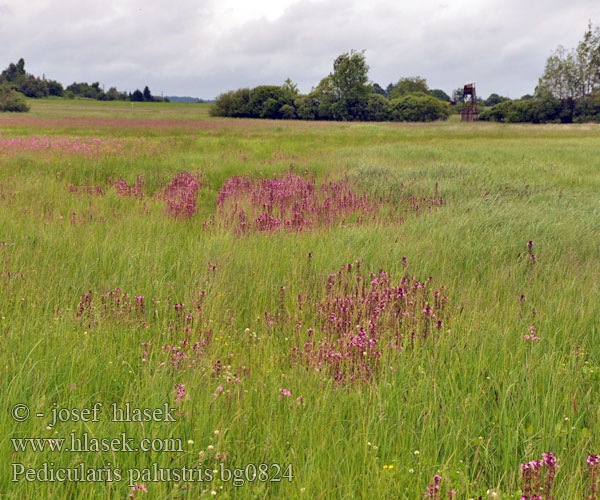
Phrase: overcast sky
[{"left": 1, "top": 0, "right": 599, "bottom": 99}]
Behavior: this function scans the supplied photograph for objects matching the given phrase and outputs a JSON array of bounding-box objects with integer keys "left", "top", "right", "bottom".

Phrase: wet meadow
[{"left": 1, "top": 99, "right": 599, "bottom": 499}]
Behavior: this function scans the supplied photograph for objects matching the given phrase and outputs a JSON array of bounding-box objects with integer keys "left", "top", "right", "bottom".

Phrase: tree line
[
  {"left": 0, "top": 58, "right": 167, "bottom": 112},
  {"left": 481, "top": 22, "right": 600, "bottom": 123},
  {"left": 4, "top": 22, "right": 599, "bottom": 121},
  {"left": 211, "top": 51, "right": 453, "bottom": 122}
]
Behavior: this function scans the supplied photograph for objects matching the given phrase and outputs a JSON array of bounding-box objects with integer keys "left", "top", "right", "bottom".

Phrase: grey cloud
[
  {"left": 204, "top": 0, "right": 600, "bottom": 98},
  {"left": 1, "top": 0, "right": 599, "bottom": 99}
]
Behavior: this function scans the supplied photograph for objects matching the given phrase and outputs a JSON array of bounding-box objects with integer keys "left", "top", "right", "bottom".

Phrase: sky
[{"left": 1, "top": 0, "right": 599, "bottom": 100}]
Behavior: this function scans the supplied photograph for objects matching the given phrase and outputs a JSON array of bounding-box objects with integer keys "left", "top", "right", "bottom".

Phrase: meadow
[{"left": 1, "top": 98, "right": 599, "bottom": 499}]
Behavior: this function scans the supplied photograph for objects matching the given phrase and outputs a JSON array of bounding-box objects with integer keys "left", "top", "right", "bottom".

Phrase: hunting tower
[{"left": 461, "top": 83, "right": 478, "bottom": 122}]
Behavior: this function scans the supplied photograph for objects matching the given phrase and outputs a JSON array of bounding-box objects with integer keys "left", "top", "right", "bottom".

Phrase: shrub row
[
  {"left": 211, "top": 87, "right": 451, "bottom": 122},
  {"left": 479, "top": 94, "right": 600, "bottom": 123}
]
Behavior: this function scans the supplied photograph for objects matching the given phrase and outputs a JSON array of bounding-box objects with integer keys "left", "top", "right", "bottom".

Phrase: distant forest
[
  {"left": 165, "top": 96, "right": 211, "bottom": 103},
  {"left": 210, "top": 55, "right": 454, "bottom": 123},
  {"left": 213, "top": 23, "right": 600, "bottom": 123},
  {"left": 0, "top": 58, "right": 167, "bottom": 103},
  {"left": 2, "top": 21, "right": 600, "bottom": 122}
]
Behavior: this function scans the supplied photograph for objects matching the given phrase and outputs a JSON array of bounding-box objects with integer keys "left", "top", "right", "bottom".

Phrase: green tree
[
  {"left": 536, "top": 46, "right": 578, "bottom": 99},
  {"left": 105, "top": 87, "right": 126, "bottom": 101},
  {"left": 537, "top": 22, "right": 600, "bottom": 99},
  {"left": 279, "top": 104, "right": 296, "bottom": 119},
  {"left": 211, "top": 90, "right": 236, "bottom": 116},
  {"left": 131, "top": 89, "right": 144, "bottom": 102},
  {"left": 485, "top": 93, "right": 509, "bottom": 106},
  {"left": 429, "top": 89, "right": 451, "bottom": 102},
  {"left": 310, "top": 75, "right": 337, "bottom": 120},
  {"left": 364, "top": 94, "right": 389, "bottom": 121},
  {"left": 389, "top": 77, "right": 429, "bottom": 99},
  {"left": 372, "top": 83, "right": 386, "bottom": 96},
  {"left": 328, "top": 50, "right": 371, "bottom": 120},
  {"left": 248, "top": 85, "right": 286, "bottom": 118},
  {"left": 281, "top": 78, "right": 299, "bottom": 102},
  {"left": 228, "top": 88, "right": 251, "bottom": 117},
  {"left": 294, "top": 95, "right": 319, "bottom": 120},
  {"left": 20, "top": 76, "right": 49, "bottom": 98},
  {"left": 47, "top": 80, "right": 64, "bottom": 97},
  {"left": 574, "top": 93, "right": 600, "bottom": 122},
  {"left": 67, "top": 82, "right": 102, "bottom": 99},
  {"left": 261, "top": 98, "right": 280, "bottom": 119},
  {"left": 143, "top": 86, "right": 153, "bottom": 101},
  {"left": 0, "top": 58, "right": 27, "bottom": 86}
]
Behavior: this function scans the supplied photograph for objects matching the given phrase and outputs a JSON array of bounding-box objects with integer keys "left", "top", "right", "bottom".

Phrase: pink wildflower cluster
[
  {"left": 279, "top": 388, "right": 292, "bottom": 398},
  {"left": 216, "top": 172, "right": 377, "bottom": 232},
  {"left": 67, "top": 183, "right": 105, "bottom": 196},
  {"left": 291, "top": 263, "right": 450, "bottom": 385},
  {"left": 0, "top": 271, "right": 25, "bottom": 280},
  {"left": 527, "top": 240, "right": 537, "bottom": 263},
  {"left": 158, "top": 336, "right": 212, "bottom": 369},
  {"left": 589, "top": 454, "right": 600, "bottom": 500},
  {"left": 76, "top": 288, "right": 146, "bottom": 328},
  {"left": 424, "top": 474, "right": 442, "bottom": 499},
  {"left": 389, "top": 182, "right": 445, "bottom": 213},
  {"left": 129, "top": 483, "right": 148, "bottom": 498},
  {"left": 142, "top": 295, "right": 216, "bottom": 369},
  {"left": 212, "top": 361, "right": 250, "bottom": 383},
  {"left": 423, "top": 474, "right": 455, "bottom": 499},
  {"left": 523, "top": 326, "right": 541, "bottom": 342},
  {"left": 520, "top": 452, "right": 558, "bottom": 500},
  {"left": 0, "top": 135, "right": 128, "bottom": 156},
  {"left": 67, "top": 210, "right": 103, "bottom": 225},
  {"left": 213, "top": 384, "right": 224, "bottom": 398},
  {"left": 210, "top": 364, "right": 251, "bottom": 400},
  {"left": 159, "top": 171, "right": 203, "bottom": 218},
  {"left": 112, "top": 176, "right": 145, "bottom": 198},
  {"left": 174, "top": 383, "right": 187, "bottom": 403}
]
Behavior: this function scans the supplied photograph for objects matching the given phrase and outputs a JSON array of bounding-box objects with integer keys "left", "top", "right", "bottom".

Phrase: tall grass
[{"left": 0, "top": 100, "right": 599, "bottom": 499}]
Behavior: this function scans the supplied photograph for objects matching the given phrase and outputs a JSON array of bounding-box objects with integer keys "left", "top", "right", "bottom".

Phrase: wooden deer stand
[{"left": 461, "top": 83, "right": 478, "bottom": 122}]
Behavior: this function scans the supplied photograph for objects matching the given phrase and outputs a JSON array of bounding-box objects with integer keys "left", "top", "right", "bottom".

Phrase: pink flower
[
  {"left": 174, "top": 384, "right": 186, "bottom": 403},
  {"left": 130, "top": 483, "right": 148, "bottom": 498},
  {"left": 542, "top": 451, "right": 558, "bottom": 468}
]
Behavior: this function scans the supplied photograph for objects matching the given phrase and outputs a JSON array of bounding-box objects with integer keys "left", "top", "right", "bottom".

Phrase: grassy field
[{"left": 1, "top": 98, "right": 599, "bottom": 499}]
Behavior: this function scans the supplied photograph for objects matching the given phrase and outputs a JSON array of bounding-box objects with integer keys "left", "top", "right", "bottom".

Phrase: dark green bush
[
  {"left": 388, "top": 93, "right": 451, "bottom": 122},
  {"left": 364, "top": 94, "right": 389, "bottom": 121},
  {"left": 479, "top": 95, "right": 600, "bottom": 124},
  {"left": 294, "top": 95, "right": 318, "bottom": 120},
  {"left": 279, "top": 104, "right": 296, "bottom": 119},
  {"left": 0, "top": 89, "right": 30, "bottom": 112}
]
